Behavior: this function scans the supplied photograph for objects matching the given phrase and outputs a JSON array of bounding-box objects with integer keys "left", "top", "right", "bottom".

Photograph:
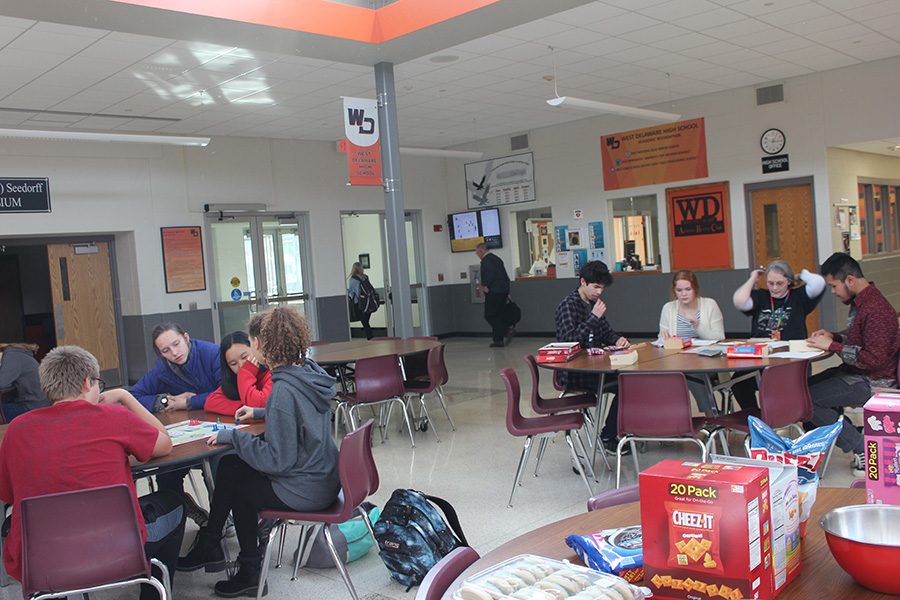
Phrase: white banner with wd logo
[{"left": 341, "top": 97, "right": 382, "bottom": 186}]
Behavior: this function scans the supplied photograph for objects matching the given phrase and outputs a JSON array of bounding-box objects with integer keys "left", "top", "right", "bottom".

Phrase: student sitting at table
[
  {"left": 730, "top": 260, "right": 825, "bottom": 410},
  {"left": 130, "top": 322, "right": 221, "bottom": 526},
  {"left": 130, "top": 322, "right": 221, "bottom": 413},
  {"left": 0, "top": 343, "right": 49, "bottom": 422},
  {"left": 658, "top": 270, "right": 725, "bottom": 415},
  {"left": 0, "top": 345, "right": 185, "bottom": 600},
  {"left": 177, "top": 307, "right": 340, "bottom": 598},
  {"left": 205, "top": 331, "right": 272, "bottom": 416},
  {"left": 554, "top": 260, "right": 630, "bottom": 456}
]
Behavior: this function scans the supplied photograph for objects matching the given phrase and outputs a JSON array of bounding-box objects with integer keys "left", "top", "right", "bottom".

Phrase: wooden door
[
  {"left": 47, "top": 243, "right": 121, "bottom": 384},
  {"left": 750, "top": 184, "right": 819, "bottom": 333},
  {"left": 0, "top": 256, "right": 24, "bottom": 341}
]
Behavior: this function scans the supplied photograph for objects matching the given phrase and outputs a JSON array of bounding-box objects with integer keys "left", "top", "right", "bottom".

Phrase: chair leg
[
  {"left": 565, "top": 432, "right": 594, "bottom": 497},
  {"left": 357, "top": 505, "right": 378, "bottom": 545},
  {"left": 150, "top": 558, "right": 171, "bottom": 600},
  {"left": 436, "top": 386, "right": 456, "bottom": 431},
  {"left": 381, "top": 404, "right": 392, "bottom": 441},
  {"left": 718, "top": 429, "right": 731, "bottom": 456},
  {"left": 508, "top": 436, "right": 534, "bottom": 508},
  {"left": 821, "top": 438, "right": 836, "bottom": 479},
  {"left": 394, "top": 398, "right": 416, "bottom": 448},
  {"left": 258, "top": 520, "right": 284, "bottom": 600},
  {"left": 533, "top": 437, "right": 549, "bottom": 477},
  {"left": 347, "top": 406, "right": 360, "bottom": 433},
  {"left": 275, "top": 522, "right": 288, "bottom": 568},
  {"left": 693, "top": 438, "right": 709, "bottom": 462},
  {"left": 630, "top": 440, "right": 640, "bottom": 476},
  {"left": 571, "top": 428, "right": 596, "bottom": 481},
  {"left": 581, "top": 409, "right": 595, "bottom": 449},
  {"left": 291, "top": 524, "right": 313, "bottom": 581},
  {"left": 324, "top": 523, "right": 360, "bottom": 600},
  {"left": 615, "top": 437, "right": 627, "bottom": 489},
  {"left": 418, "top": 394, "right": 441, "bottom": 442}
]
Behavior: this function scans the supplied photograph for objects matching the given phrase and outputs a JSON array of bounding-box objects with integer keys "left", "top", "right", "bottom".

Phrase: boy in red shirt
[{"left": 0, "top": 345, "right": 185, "bottom": 599}]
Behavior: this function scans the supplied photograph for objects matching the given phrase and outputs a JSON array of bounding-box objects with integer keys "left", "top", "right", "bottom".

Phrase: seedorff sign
[{"left": 0, "top": 178, "right": 51, "bottom": 213}]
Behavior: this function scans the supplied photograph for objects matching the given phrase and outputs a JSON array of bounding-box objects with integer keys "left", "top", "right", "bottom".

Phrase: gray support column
[{"left": 374, "top": 61, "right": 414, "bottom": 338}]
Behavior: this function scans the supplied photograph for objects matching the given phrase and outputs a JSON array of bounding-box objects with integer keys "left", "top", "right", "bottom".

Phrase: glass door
[
  {"left": 380, "top": 212, "right": 427, "bottom": 336},
  {"left": 206, "top": 213, "right": 313, "bottom": 339}
]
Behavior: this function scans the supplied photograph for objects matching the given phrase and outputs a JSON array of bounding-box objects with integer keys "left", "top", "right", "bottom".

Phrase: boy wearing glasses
[{"left": 0, "top": 346, "right": 185, "bottom": 600}]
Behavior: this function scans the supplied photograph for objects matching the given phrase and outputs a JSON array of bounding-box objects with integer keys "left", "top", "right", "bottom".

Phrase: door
[
  {"left": 380, "top": 212, "right": 426, "bottom": 336},
  {"left": 206, "top": 213, "right": 313, "bottom": 339},
  {"left": 46, "top": 242, "right": 122, "bottom": 385},
  {"left": 0, "top": 256, "right": 24, "bottom": 341},
  {"left": 749, "top": 183, "right": 819, "bottom": 333}
]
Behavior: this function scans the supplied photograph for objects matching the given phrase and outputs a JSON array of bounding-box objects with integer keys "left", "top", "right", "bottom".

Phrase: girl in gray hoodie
[{"left": 178, "top": 307, "right": 340, "bottom": 597}]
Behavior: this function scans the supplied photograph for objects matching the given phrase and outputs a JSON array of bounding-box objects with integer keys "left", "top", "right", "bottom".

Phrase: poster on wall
[
  {"left": 600, "top": 118, "right": 708, "bottom": 191},
  {"left": 588, "top": 221, "right": 606, "bottom": 263},
  {"left": 666, "top": 181, "right": 732, "bottom": 271},
  {"left": 465, "top": 152, "right": 536, "bottom": 208},
  {"left": 554, "top": 225, "right": 569, "bottom": 252},
  {"left": 556, "top": 251, "right": 574, "bottom": 279},
  {"left": 161, "top": 226, "right": 207, "bottom": 293}
]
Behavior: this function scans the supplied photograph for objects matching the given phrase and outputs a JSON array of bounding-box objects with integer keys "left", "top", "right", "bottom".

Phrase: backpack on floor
[
  {"left": 373, "top": 489, "right": 468, "bottom": 590},
  {"left": 293, "top": 504, "right": 381, "bottom": 568},
  {"left": 355, "top": 275, "right": 381, "bottom": 314}
]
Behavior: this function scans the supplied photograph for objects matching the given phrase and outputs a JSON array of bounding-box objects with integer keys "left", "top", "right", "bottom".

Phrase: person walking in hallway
[{"left": 476, "top": 243, "right": 512, "bottom": 347}]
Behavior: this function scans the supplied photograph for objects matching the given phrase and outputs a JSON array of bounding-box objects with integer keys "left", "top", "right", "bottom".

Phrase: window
[
  {"left": 859, "top": 181, "right": 900, "bottom": 256},
  {"left": 511, "top": 207, "right": 554, "bottom": 277},
  {"left": 608, "top": 195, "right": 659, "bottom": 271}
]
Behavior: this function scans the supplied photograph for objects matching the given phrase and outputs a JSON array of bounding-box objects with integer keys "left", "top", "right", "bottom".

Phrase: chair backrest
[
  {"left": 618, "top": 372, "right": 695, "bottom": 437},
  {"left": 20, "top": 484, "right": 150, "bottom": 597},
  {"left": 415, "top": 546, "right": 481, "bottom": 600},
  {"left": 758, "top": 359, "right": 813, "bottom": 427},
  {"left": 403, "top": 337, "right": 438, "bottom": 382},
  {"left": 587, "top": 484, "right": 640, "bottom": 512},
  {"left": 430, "top": 344, "right": 449, "bottom": 386},
  {"left": 352, "top": 354, "right": 405, "bottom": 403},
  {"left": 500, "top": 368, "right": 525, "bottom": 435},
  {"left": 524, "top": 355, "right": 546, "bottom": 413},
  {"left": 338, "top": 420, "right": 379, "bottom": 518}
]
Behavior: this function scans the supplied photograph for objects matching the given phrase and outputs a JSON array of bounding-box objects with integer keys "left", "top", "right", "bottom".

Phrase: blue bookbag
[{"left": 373, "top": 489, "right": 468, "bottom": 590}]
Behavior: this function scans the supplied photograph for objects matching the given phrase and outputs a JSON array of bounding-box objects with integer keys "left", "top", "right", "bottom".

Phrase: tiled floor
[{"left": 0, "top": 336, "right": 857, "bottom": 599}]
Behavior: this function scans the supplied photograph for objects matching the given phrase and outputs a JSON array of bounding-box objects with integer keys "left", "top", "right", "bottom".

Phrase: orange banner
[
  {"left": 342, "top": 97, "right": 382, "bottom": 187},
  {"left": 600, "top": 118, "right": 708, "bottom": 191},
  {"left": 666, "top": 181, "right": 732, "bottom": 271}
]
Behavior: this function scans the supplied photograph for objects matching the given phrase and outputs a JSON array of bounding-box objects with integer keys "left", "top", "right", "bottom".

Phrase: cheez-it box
[
  {"left": 640, "top": 460, "right": 773, "bottom": 600},
  {"left": 864, "top": 393, "right": 900, "bottom": 504}
]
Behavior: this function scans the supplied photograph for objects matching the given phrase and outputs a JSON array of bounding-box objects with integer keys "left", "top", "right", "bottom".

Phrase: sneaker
[
  {"left": 214, "top": 559, "right": 267, "bottom": 598},
  {"left": 184, "top": 493, "right": 210, "bottom": 528},
  {"left": 177, "top": 528, "right": 226, "bottom": 573},
  {"left": 602, "top": 438, "right": 633, "bottom": 457},
  {"left": 852, "top": 452, "right": 865, "bottom": 478}
]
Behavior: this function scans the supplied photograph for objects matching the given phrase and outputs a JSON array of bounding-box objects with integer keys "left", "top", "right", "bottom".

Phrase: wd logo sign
[
  {"left": 672, "top": 191, "right": 725, "bottom": 237},
  {"left": 343, "top": 97, "right": 379, "bottom": 147}
]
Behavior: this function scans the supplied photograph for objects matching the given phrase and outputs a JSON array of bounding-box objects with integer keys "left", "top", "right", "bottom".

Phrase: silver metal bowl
[{"left": 819, "top": 504, "right": 900, "bottom": 546}]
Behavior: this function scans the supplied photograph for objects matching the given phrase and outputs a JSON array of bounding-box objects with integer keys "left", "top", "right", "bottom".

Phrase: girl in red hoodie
[{"left": 204, "top": 331, "right": 272, "bottom": 415}]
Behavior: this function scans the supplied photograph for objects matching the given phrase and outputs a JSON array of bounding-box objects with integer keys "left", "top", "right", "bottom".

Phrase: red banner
[
  {"left": 342, "top": 97, "right": 382, "bottom": 186},
  {"left": 600, "top": 118, "right": 708, "bottom": 191},
  {"left": 666, "top": 181, "right": 732, "bottom": 271}
]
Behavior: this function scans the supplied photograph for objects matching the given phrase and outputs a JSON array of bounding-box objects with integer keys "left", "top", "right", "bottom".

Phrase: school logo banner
[
  {"left": 342, "top": 97, "right": 382, "bottom": 186},
  {"left": 666, "top": 181, "right": 732, "bottom": 271},
  {"left": 600, "top": 118, "right": 708, "bottom": 191}
]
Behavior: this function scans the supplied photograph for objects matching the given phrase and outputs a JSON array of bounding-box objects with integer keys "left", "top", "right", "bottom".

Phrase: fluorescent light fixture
[
  {"left": 399, "top": 147, "right": 483, "bottom": 159},
  {"left": 0, "top": 127, "right": 210, "bottom": 146},
  {"left": 546, "top": 96, "right": 680, "bottom": 123}
]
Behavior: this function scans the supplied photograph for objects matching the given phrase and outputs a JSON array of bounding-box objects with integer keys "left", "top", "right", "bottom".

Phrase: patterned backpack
[{"left": 373, "top": 489, "right": 468, "bottom": 590}]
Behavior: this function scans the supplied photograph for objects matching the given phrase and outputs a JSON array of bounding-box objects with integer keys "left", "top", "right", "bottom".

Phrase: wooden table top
[
  {"left": 308, "top": 338, "right": 441, "bottom": 366},
  {"left": 446, "top": 488, "right": 889, "bottom": 600},
  {"left": 0, "top": 408, "right": 265, "bottom": 474},
  {"left": 539, "top": 342, "right": 826, "bottom": 375}
]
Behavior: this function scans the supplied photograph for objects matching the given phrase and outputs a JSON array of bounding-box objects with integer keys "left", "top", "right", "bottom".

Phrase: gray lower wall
[
  {"left": 316, "top": 295, "right": 352, "bottom": 342},
  {"left": 122, "top": 309, "right": 214, "bottom": 384}
]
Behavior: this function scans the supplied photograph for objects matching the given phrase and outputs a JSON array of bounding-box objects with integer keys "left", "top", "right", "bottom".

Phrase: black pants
[
  {"left": 730, "top": 377, "right": 760, "bottom": 411},
  {"left": 208, "top": 455, "right": 290, "bottom": 562},
  {"left": 360, "top": 311, "right": 373, "bottom": 340},
  {"left": 484, "top": 292, "right": 508, "bottom": 343},
  {"left": 140, "top": 490, "right": 186, "bottom": 600}
]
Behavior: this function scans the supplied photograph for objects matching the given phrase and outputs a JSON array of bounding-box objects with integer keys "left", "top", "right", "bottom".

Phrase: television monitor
[{"left": 448, "top": 207, "right": 502, "bottom": 252}]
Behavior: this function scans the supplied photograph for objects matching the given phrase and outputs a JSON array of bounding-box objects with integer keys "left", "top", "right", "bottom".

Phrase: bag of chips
[
  {"left": 565, "top": 525, "right": 644, "bottom": 582},
  {"left": 747, "top": 416, "right": 842, "bottom": 536}
]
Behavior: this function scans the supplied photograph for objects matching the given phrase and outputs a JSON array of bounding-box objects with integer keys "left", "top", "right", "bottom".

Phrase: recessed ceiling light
[
  {"left": 542, "top": 75, "right": 555, "bottom": 82},
  {"left": 429, "top": 54, "right": 459, "bottom": 64}
]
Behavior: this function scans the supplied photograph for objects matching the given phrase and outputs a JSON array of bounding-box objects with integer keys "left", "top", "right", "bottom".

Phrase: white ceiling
[{"left": 0, "top": 0, "right": 899, "bottom": 150}]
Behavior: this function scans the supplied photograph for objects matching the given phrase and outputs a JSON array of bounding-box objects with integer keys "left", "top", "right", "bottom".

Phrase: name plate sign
[{"left": 0, "top": 178, "right": 51, "bottom": 213}]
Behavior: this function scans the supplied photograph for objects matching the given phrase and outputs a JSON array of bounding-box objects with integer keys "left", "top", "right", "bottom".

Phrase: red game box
[{"left": 640, "top": 460, "right": 774, "bottom": 600}]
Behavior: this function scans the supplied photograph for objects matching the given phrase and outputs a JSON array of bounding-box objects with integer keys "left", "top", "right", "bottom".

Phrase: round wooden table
[
  {"left": 446, "top": 488, "right": 891, "bottom": 599},
  {"left": 308, "top": 338, "right": 441, "bottom": 366}
]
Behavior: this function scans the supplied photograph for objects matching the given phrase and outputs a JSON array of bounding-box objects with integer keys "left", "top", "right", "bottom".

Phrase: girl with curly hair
[{"left": 178, "top": 307, "right": 340, "bottom": 597}]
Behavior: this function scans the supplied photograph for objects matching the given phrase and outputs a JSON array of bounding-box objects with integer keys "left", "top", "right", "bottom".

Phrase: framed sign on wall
[
  {"left": 666, "top": 181, "right": 733, "bottom": 271},
  {"left": 160, "top": 226, "right": 207, "bottom": 293},
  {"left": 465, "top": 152, "right": 536, "bottom": 208}
]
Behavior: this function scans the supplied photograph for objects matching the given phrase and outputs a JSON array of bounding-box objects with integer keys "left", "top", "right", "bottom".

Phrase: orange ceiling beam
[{"left": 109, "top": 0, "right": 503, "bottom": 43}]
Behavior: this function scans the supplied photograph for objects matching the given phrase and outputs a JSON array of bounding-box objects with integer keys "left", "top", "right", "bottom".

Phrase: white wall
[{"left": 444, "top": 56, "right": 900, "bottom": 281}]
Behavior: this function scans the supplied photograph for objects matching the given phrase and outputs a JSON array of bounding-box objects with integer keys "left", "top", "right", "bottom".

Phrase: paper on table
[
  {"left": 769, "top": 341, "right": 790, "bottom": 348},
  {"left": 691, "top": 339, "right": 720, "bottom": 346},
  {"left": 683, "top": 344, "right": 725, "bottom": 354},
  {"left": 775, "top": 350, "right": 825, "bottom": 359}
]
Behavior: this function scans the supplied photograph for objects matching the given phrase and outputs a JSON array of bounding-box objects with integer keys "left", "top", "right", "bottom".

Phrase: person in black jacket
[
  {"left": 476, "top": 243, "right": 513, "bottom": 347},
  {"left": 0, "top": 344, "right": 49, "bottom": 422}
]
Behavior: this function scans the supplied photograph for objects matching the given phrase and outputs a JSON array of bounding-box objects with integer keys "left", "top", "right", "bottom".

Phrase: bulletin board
[
  {"left": 161, "top": 226, "right": 207, "bottom": 293},
  {"left": 666, "top": 181, "right": 732, "bottom": 271}
]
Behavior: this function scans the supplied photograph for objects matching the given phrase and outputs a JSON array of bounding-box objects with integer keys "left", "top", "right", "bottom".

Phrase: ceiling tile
[
  {"left": 500, "top": 20, "right": 573, "bottom": 41},
  {"left": 728, "top": 27, "right": 796, "bottom": 48},
  {"left": 450, "top": 34, "right": 523, "bottom": 55},
  {"left": 30, "top": 22, "right": 106, "bottom": 38},
  {"left": 852, "top": 0, "right": 900, "bottom": 20},
  {"left": 727, "top": 0, "right": 810, "bottom": 17},
  {"left": 756, "top": 3, "right": 834, "bottom": 26},
  {"left": 546, "top": 3, "right": 628, "bottom": 26},
  {"left": 7, "top": 29, "right": 97, "bottom": 54},
  {"left": 704, "top": 17, "right": 771, "bottom": 40},
  {"left": 842, "top": 40, "right": 900, "bottom": 61},
  {"left": 453, "top": 55, "right": 517, "bottom": 73},
  {"left": 650, "top": 33, "right": 718, "bottom": 52},
  {"left": 629, "top": 23, "right": 694, "bottom": 41},
  {"left": 804, "top": 23, "right": 873, "bottom": 44},
  {"left": 572, "top": 37, "right": 640, "bottom": 57},
  {"left": 536, "top": 27, "right": 608, "bottom": 50},
  {"left": 0, "top": 24, "right": 25, "bottom": 47},
  {"left": 640, "top": 0, "right": 722, "bottom": 21},
  {"left": 584, "top": 12, "right": 661, "bottom": 35},
  {"left": 671, "top": 7, "right": 746, "bottom": 30},
  {"left": 780, "top": 13, "right": 854, "bottom": 35}
]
